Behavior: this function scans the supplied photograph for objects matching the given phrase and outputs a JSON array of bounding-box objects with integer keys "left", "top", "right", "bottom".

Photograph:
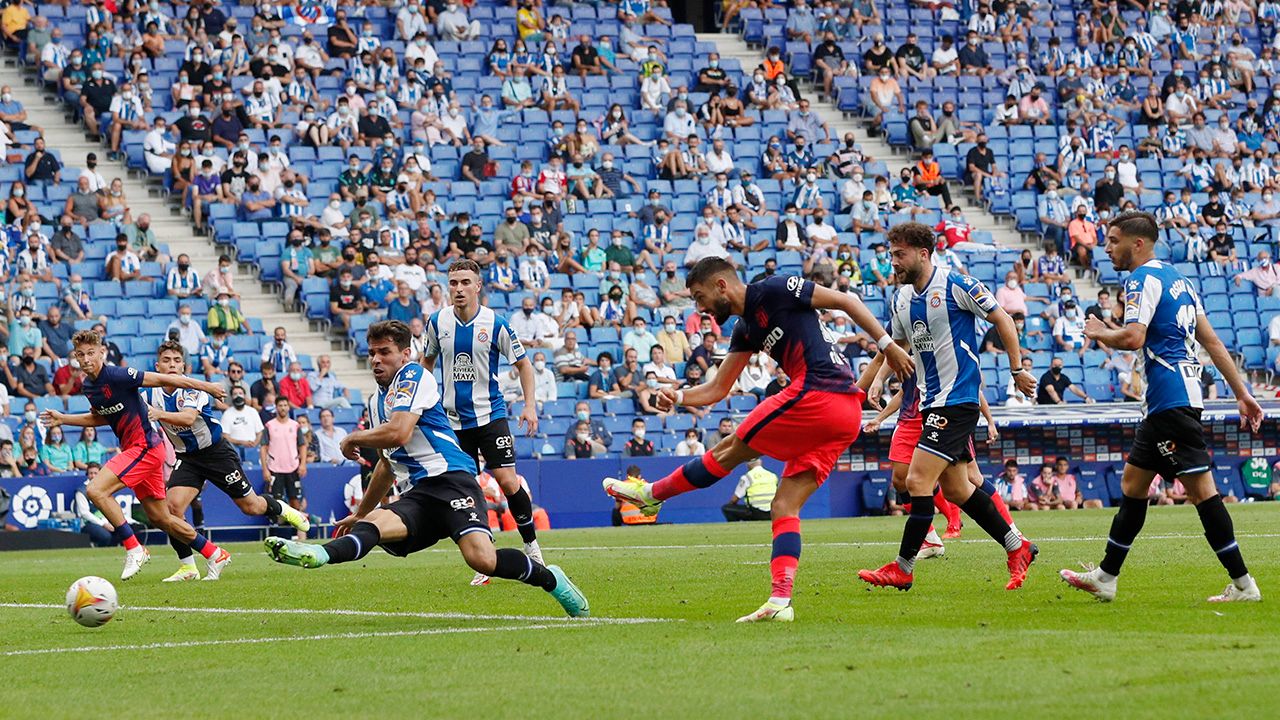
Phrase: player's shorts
[
  {"left": 916, "top": 403, "right": 979, "bottom": 464},
  {"left": 105, "top": 444, "right": 166, "bottom": 501},
  {"left": 1128, "top": 406, "right": 1212, "bottom": 479},
  {"left": 168, "top": 440, "right": 253, "bottom": 499},
  {"left": 889, "top": 416, "right": 922, "bottom": 465},
  {"left": 453, "top": 418, "right": 516, "bottom": 471},
  {"left": 272, "top": 471, "right": 305, "bottom": 502},
  {"left": 379, "top": 471, "right": 492, "bottom": 556},
  {"left": 735, "top": 385, "right": 863, "bottom": 484}
]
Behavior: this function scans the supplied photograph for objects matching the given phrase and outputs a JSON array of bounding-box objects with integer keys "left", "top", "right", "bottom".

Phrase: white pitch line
[
  {"left": 534, "top": 531, "right": 1280, "bottom": 553},
  {"left": 0, "top": 603, "right": 673, "bottom": 625},
  {"left": 1, "top": 623, "right": 587, "bottom": 657}
]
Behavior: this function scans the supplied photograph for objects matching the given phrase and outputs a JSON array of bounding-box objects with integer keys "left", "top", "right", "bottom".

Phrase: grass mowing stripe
[
  {"left": 0, "top": 602, "right": 675, "bottom": 625},
  {"left": 1, "top": 623, "right": 592, "bottom": 657}
]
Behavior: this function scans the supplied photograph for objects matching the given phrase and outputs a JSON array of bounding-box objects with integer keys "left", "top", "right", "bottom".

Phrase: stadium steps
[
  {"left": 701, "top": 33, "right": 1106, "bottom": 302},
  {"left": 0, "top": 62, "right": 377, "bottom": 397}
]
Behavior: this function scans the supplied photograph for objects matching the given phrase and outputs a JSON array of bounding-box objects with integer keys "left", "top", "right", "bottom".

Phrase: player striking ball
[
  {"left": 421, "top": 259, "right": 543, "bottom": 586},
  {"left": 41, "top": 330, "right": 231, "bottom": 581},
  {"left": 604, "top": 257, "right": 913, "bottom": 622},
  {"left": 1060, "top": 211, "right": 1264, "bottom": 602},
  {"left": 858, "top": 222, "right": 1037, "bottom": 592},
  {"left": 146, "top": 341, "right": 311, "bottom": 582},
  {"left": 263, "top": 320, "right": 589, "bottom": 617}
]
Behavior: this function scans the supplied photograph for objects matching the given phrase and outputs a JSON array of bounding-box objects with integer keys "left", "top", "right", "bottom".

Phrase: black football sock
[
  {"left": 1197, "top": 494, "right": 1250, "bottom": 580},
  {"left": 169, "top": 532, "right": 194, "bottom": 562},
  {"left": 321, "top": 521, "right": 381, "bottom": 564},
  {"left": 190, "top": 498, "right": 205, "bottom": 531},
  {"left": 1100, "top": 495, "right": 1149, "bottom": 577},
  {"left": 896, "top": 495, "right": 935, "bottom": 574},
  {"left": 505, "top": 486, "right": 538, "bottom": 543},
  {"left": 493, "top": 547, "right": 557, "bottom": 591},
  {"left": 261, "top": 493, "right": 283, "bottom": 522},
  {"left": 959, "top": 489, "right": 1023, "bottom": 552}
]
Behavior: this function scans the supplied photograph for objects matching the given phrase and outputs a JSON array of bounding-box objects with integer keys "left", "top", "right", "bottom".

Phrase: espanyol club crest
[
  {"left": 477, "top": 329, "right": 489, "bottom": 344},
  {"left": 929, "top": 291, "right": 943, "bottom": 308}
]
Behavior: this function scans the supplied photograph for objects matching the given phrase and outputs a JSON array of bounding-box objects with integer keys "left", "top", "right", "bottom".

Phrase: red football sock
[
  {"left": 189, "top": 534, "right": 220, "bottom": 559},
  {"left": 652, "top": 451, "right": 730, "bottom": 501},
  {"left": 770, "top": 516, "right": 801, "bottom": 600},
  {"left": 990, "top": 491, "right": 1014, "bottom": 525},
  {"left": 935, "top": 487, "right": 962, "bottom": 528}
]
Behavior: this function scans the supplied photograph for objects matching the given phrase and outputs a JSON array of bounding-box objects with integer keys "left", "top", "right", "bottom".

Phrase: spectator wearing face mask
[
  {"left": 1036, "top": 357, "right": 1092, "bottom": 405},
  {"left": 655, "top": 315, "right": 691, "bottom": 363},
  {"left": 1234, "top": 251, "right": 1280, "bottom": 295},
  {"left": 736, "top": 352, "right": 772, "bottom": 399},
  {"left": 563, "top": 419, "right": 607, "bottom": 459},
  {"left": 623, "top": 418, "right": 655, "bottom": 456},
  {"left": 279, "top": 360, "right": 314, "bottom": 409},
  {"left": 530, "top": 351, "right": 558, "bottom": 404},
  {"left": 165, "top": 304, "right": 206, "bottom": 357}
]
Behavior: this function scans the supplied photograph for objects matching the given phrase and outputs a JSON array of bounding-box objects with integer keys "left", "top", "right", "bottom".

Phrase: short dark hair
[
  {"left": 1109, "top": 210, "right": 1159, "bottom": 244},
  {"left": 685, "top": 257, "right": 736, "bottom": 289},
  {"left": 887, "top": 221, "right": 934, "bottom": 251},
  {"left": 367, "top": 319, "right": 412, "bottom": 350},
  {"left": 156, "top": 340, "right": 186, "bottom": 358},
  {"left": 449, "top": 258, "right": 482, "bottom": 276}
]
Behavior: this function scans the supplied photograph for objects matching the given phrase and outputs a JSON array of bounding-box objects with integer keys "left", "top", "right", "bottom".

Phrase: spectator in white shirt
[
  {"left": 684, "top": 225, "right": 729, "bottom": 266},
  {"left": 531, "top": 352, "right": 558, "bottom": 404},
  {"left": 510, "top": 295, "right": 562, "bottom": 349},
  {"left": 143, "top": 116, "right": 176, "bottom": 174}
]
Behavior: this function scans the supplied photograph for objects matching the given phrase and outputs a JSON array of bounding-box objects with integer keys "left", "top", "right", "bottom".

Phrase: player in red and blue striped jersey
[
  {"left": 604, "top": 257, "right": 914, "bottom": 622},
  {"left": 40, "top": 330, "right": 232, "bottom": 582}
]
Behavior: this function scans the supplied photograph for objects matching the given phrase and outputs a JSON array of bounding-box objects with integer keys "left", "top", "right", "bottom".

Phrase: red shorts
[
  {"left": 104, "top": 444, "right": 166, "bottom": 501},
  {"left": 735, "top": 386, "right": 863, "bottom": 484},
  {"left": 889, "top": 417, "right": 922, "bottom": 465}
]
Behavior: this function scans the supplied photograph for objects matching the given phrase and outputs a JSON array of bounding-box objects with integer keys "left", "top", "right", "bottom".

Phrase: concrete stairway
[
  {"left": 703, "top": 32, "right": 1106, "bottom": 303},
  {"left": 0, "top": 60, "right": 376, "bottom": 397}
]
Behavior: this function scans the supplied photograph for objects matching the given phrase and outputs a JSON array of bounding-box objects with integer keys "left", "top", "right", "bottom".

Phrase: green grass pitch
[{"left": 3, "top": 505, "right": 1280, "bottom": 719}]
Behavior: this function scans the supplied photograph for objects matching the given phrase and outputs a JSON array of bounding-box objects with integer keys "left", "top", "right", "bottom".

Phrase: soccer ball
[{"left": 66, "top": 576, "right": 118, "bottom": 628}]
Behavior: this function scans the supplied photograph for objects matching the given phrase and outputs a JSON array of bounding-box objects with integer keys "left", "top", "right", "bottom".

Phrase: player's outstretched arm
[
  {"left": 661, "top": 351, "right": 749, "bottom": 411},
  {"left": 809, "top": 284, "right": 912, "bottom": 377},
  {"left": 336, "top": 458, "right": 396, "bottom": 536},
  {"left": 147, "top": 405, "right": 199, "bottom": 428},
  {"left": 863, "top": 389, "right": 903, "bottom": 434},
  {"left": 40, "top": 410, "right": 108, "bottom": 429},
  {"left": 1083, "top": 316, "right": 1146, "bottom": 351},
  {"left": 513, "top": 355, "right": 540, "bottom": 436},
  {"left": 1195, "top": 314, "right": 1264, "bottom": 432},
  {"left": 856, "top": 352, "right": 886, "bottom": 393},
  {"left": 987, "top": 305, "right": 1037, "bottom": 397},
  {"left": 341, "top": 409, "right": 421, "bottom": 455},
  {"left": 142, "top": 371, "right": 227, "bottom": 400}
]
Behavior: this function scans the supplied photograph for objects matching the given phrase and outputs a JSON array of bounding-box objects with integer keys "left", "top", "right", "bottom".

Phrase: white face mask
[
  {"left": 633, "top": 427, "right": 646, "bottom": 439},
  {"left": 1006, "top": 280, "right": 1018, "bottom": 289},
  {"left": 534, "top": 360, "right": 546, "bottom": 372}
]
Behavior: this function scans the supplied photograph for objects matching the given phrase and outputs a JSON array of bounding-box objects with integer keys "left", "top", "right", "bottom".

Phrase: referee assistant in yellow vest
[{"left": 722, "top": 459, "right": 778, "bottom": 522}]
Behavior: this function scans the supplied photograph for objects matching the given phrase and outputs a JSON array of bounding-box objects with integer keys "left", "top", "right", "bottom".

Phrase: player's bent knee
[{"left": 458, "top": 536, "right": 497, "bottom": 574}]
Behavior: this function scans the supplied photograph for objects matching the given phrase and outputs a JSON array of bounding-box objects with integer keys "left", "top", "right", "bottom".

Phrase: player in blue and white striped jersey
[
  {"left": 1062, "top": 212, "right": 1265, "bottom": 603},
  {"left": 859, "top": 222, "right": 1038, "bottom": 593},
  {"left": 422, "top": 259, "right": 544, "bottom": 584},
  {"left": 262, "top": 320, "right": 589, "bottom": 617},
  {"left": 146, "top": 341, "right": 309, "bottom": 582}
]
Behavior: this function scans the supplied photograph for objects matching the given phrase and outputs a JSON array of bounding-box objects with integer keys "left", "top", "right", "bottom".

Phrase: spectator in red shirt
[
  {"left": 278, "top": 360, "right": 314, "bottom": 408},
  {"left": 52, "top": 363, "right": 84, "bottom": 398}
]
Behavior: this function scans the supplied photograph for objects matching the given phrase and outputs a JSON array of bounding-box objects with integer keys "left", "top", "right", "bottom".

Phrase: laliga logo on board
[{"left": 12, "top": 485, "right": 52, "bottom": 529}]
